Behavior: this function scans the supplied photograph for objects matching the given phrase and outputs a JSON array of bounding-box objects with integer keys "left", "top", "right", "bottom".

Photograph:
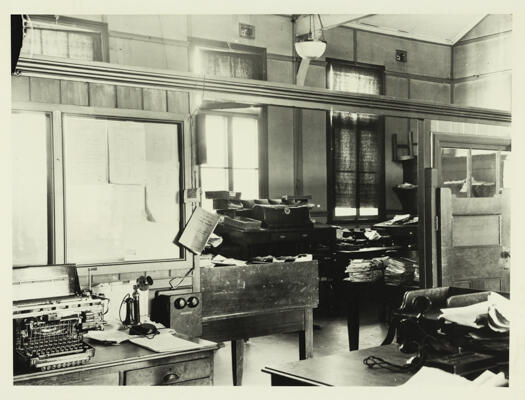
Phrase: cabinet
[{"left": 14, "top": 339, "right": 218, "bottom": 386}]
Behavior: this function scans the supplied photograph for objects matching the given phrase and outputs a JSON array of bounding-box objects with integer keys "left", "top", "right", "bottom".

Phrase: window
[
  {"left": 327, "top": 60, "right": 385, "bottom": 221},
  {"left": 199, "top": 113, "right": 260, "bottom": 209},
  {"left": 440, "top": 145, "right": 511, "bottom": 198},
  {"left": 191, "top": 39, "right": 266, "bottom": 80},
  {"left": 11, "top": 110, "right": 184, "bottom": 267},
  {"left": 63, "top": 116, "right": 181, "bottom": 263},
  {"left": 20, "top": 15, "right": 108, "bottom": 62},
  {"left": 11, "top": 111, "right": 50, "bottom": 266}
]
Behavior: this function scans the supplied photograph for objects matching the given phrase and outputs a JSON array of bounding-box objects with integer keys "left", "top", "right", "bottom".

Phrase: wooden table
[
  {"left": 200, "top": 260, "right": 318, "bottom": 386},
  {"left": 14, "top": 337, "right": 219, "bottom": 386},
  {"left": 262, "top": 344, "right": 414, "bottom": 386}
]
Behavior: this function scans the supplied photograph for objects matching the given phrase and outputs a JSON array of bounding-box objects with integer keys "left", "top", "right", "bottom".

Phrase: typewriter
[{"left": 13, "top": 264, "right": 105, "bottom": 372}]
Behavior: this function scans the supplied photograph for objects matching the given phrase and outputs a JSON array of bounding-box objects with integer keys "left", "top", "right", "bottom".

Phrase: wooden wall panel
[
  {"left": 267, "top": 106, "right": 294, "bottom": 197},
  {"left": 410, "top": 80, "right": 451, "bottom": 104},
  {"left": 267, "top": 59, "right": 294, "bottom": 84},
  {"left": 143, "top": 88, "right": 167, "bottom": 112},
  {"left": 11, "top": 76, "right": 30, "bottom": 102},
  {"left": 302, "top": 109, "right": 327, "bottom": 211},
  {"left": 452, "top": 215, "right": 500, "bottom": 246},
  {"left": 385, "top": 75, "right": 409, "bottom": 99},
  {"left": 304, "top": 64, "right": 326, "bottom": 89},
  {"left": 453, "top": 71, "right": 511, "bottom": 111},
  {"left": 164, "top": 45, "right": 190, "bottom": 73},
  {"left": 384, "top": 117, "right": 408, "bottom": 211},
  {"left": 89, "top": 83, "right": 117, "bottom": 108},
  {"left": 324, "top": 27, "right": 354, "bottom": 61},
  {"left": 453, "top": 34, "right": 511, "bottom": 79},
  {"left": 30, "top": 77, "right": 61, "bottom": 103},
  {"left": 167, "top": 91, "right": 190, "bottom": 114},
  {"left": 60, "top": 80, "right": 89, "bottom": 106},
  {"left": 116, "top": 86, "right": 143, "bottom": 109},
  {"left": 356, "top": 30, "right": 451, "bottom": 78},
  {"left": 461, "top": 14, "right": 512, "bottom": 41}
]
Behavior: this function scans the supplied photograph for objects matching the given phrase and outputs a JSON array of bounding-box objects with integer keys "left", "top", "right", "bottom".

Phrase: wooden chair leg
[{"left": 231, "top": 339, "right": 244, "bottom": 386}]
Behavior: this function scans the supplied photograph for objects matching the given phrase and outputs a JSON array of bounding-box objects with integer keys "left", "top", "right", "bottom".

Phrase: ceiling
[{"left": 296, "top": 14, "right": 488, "bottom": 45}]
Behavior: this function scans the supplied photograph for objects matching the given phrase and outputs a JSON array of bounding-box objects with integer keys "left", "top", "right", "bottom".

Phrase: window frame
[
  {"left": 23, "top": 15, "right": 110, "bottom": 62},
  {"left": 11, "top": 102, "right": 191, "bottom": 272},
  {"left": 433, "top": 132, "right": 511, "bottom": 197},
  {"left": 325, "top": 59, "right": 386, "bottom": 223},
  {"left": 198, "top": 110, "right": 267, "bottom": 200}
]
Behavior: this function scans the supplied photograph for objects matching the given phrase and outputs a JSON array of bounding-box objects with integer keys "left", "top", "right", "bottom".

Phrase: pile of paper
[
  {"left": 439, "top": 292, "right": 510, "bottom": 333},
  {"left": 384, "top": 257, "right": 413, "bottom": 285},
  {"left": 344, "top": 258, "right": 385, "bottom": 282}
]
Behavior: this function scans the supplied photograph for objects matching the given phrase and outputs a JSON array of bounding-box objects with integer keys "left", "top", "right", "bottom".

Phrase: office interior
[{"left": 10, "top": 13, "right": 514, "bottom": 387}]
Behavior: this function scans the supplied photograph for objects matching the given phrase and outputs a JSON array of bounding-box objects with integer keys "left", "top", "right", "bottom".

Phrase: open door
[
  {"left": 434, "top": 134, "right": 511, "bottom": 292},
  {"left": 437, "top": 188, "right": 510, "bottom": 291}
]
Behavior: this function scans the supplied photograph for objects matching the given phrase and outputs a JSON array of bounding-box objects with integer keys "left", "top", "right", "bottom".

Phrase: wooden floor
[{"left": 213, "top": 304, "right": 389, "bottom": 386}]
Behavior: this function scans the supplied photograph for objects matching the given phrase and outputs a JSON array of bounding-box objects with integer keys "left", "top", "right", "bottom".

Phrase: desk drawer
[
  {"left": 124, "top": 357, "right": 212, "bottom": 386},
  {"left": 15, "top": 370, "right": 119, "bottom": 386}
]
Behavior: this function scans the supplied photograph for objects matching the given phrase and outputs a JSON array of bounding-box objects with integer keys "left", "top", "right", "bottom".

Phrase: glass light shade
[{"left": 294, "top": 39, "right": 326, "bottom": 59}]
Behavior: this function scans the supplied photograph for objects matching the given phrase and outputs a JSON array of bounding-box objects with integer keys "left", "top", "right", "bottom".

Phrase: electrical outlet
[{"left": 395, "top": 49, "right": 407, "bottom": 63}]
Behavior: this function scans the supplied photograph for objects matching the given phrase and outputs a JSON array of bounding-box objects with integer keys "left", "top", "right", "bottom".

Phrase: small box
[{"left": 151, "top": 292, "right": 202, "bottom": 338}]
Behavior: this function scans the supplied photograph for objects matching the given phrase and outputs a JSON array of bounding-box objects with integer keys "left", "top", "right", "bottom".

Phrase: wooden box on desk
[{"left": 200, "top": 261, "right": 319, "bottom": 342}]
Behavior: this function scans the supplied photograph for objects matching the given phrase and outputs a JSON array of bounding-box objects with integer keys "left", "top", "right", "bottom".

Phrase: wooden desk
[
  {"left": 345, "top": 281, "right": 418, "bottom": 351},
  {"left": 262, "top": 344, "right": 414, "bottom": 386},
  {"left": 14, "top": 338, "right": 219, "bottom": 386},
  {"left": 201, "top": 261, "right": 318, "bottom": 386}
]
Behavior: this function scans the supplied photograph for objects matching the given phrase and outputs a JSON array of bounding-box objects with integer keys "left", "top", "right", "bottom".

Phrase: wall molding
[
  {"left": 455, "top": 30, "right": 512, "bottom": 47},
  {"left": 453, "top": 69, "right": 512, "bottom": 84},
  {"left": 109, "top": 30, "right": 189, "bottom": 47},
  {"left": 15, "top": 56, "right": 511, "bottom": 125}
]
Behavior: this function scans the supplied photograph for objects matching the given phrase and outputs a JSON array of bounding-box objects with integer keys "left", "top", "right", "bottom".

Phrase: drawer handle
[{"left": 162, "top": 373, "right": 180, "bottom": 384}]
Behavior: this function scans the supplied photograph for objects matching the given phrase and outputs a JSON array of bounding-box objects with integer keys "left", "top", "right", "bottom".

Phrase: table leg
[
  {"left": 231, "top": 339, "right": 244, "bottom": 386},
  {"left": 299, "top": 308, "right": 314, "bottom": 360},
  {"left": 347, "top": 293, "right": 359, "bottom": 351}
]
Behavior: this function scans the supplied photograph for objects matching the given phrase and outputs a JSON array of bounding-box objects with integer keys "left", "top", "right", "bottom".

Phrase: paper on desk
[
  {"left": 403, "top": 367, "right": 471, "bottom": 386},
  {"left": 439, "top": 292, "right": 510, "bottom": 330},
  {"left": 129, "top": 330, "right": 204, "bottom": 353},
  {"left": 84, "top": 328, "right": 134, "bottom": 344}
]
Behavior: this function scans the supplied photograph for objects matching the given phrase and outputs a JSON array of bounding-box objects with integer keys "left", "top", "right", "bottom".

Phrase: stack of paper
[
  {"left": 344, "top": 258, "right": 384, "bottom": 282},
  {"left": 439, "top": 292, "right": 510, "bottom": 332},
  {"left": 384, "top": 257, "right": 413, "bottom": 285}
]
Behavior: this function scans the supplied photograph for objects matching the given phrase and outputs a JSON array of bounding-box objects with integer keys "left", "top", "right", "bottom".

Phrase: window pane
[
  {"left": 441, "top": 148, "right": 468, "bottom": 197},
  {"left": 11, "top": 111, "right": 48, "bottom": 266},
  {"left": 204, "top": 115, "right": 228, "bottom": 167},
  {"left": 328, "top": 63, "right": 383, "bottom": 94},
  {"left": 335, "top": 171, "right": 357, "bottom": 208},
  {"left": 471, "top": 149, "right": 497, "bottom": 197},
  {"left": 233, "top": 169, "right": 259, "bottom": 199},
  {"left": 232, "top": 117, "right": 258, "bottom": 168},
  {"left": 64, "top": 116, "right": 181, "bottom": 263},
  {"left": 200, "top": 167, "right": 229, "bottom": 210},
  {"left": 333, "top": 112, "right": 357, "bottom": 172},
  {"left": 335, "top": 207, "right": 357, "bottom": 217}
]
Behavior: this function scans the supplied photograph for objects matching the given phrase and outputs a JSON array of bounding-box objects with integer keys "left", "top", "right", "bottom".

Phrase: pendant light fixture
[{"left": 295, "top": 14, "right": 326, "bottom": 85}]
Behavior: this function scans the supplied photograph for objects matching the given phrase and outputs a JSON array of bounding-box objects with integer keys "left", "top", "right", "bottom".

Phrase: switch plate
[{"left": 395, "top": 49, "right": 407, "bottom": 62}]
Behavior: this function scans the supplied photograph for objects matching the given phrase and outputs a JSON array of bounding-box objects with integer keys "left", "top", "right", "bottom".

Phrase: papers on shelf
[
  {"left": 344, "top": 258, "right": 385, "bottom": 283},
  {"left": 439, "top": 292, "right": 510, "bottom": 332}
]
